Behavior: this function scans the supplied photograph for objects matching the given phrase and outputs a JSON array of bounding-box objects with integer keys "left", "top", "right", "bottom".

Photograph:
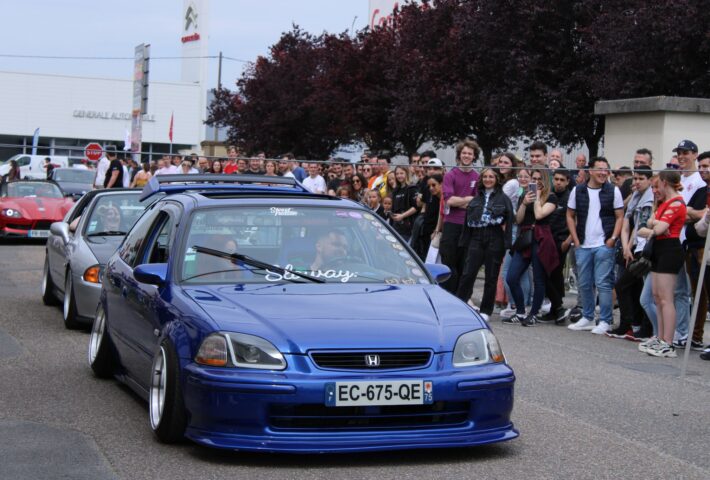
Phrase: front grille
[
  {"left": 310, "top": 350, "right": 432, "bottom": 370},
  {"left": 33, "top": 220, "right": 53, "bottom": 230},
  {"left": 269, "top": 401, "right": 470, "bottom": 430},
  {"left": 6, "top": 223, "right": 30, "bottom": 230}
]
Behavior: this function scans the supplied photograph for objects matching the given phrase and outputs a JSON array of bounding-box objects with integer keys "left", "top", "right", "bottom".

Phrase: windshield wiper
[
  {"left": 192, "top": 245, "right": 325, "bottom": 284},
  {"left": 87, "top": 230, "right": 127, "bottom": 236}
]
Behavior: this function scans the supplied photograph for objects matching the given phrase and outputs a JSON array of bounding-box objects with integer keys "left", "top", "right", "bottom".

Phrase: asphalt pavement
[{"left": 1, "top": 241, "right": 709, "bottom": 480}]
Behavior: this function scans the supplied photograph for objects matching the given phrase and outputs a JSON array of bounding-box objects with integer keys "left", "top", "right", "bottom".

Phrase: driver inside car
[{"left": 310, "top": 230, "right": 349, "bottom": 270}]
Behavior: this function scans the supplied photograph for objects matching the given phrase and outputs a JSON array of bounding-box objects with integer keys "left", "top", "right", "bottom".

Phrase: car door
[
  {"left": 46, "top": 193, "right": 91, "bottom": 291},
  {"left": 105, "top": 204, "right": 162, "bottom": 377},
  {"left": 114, "top": 203, "right": 180, "bottom": 389}
]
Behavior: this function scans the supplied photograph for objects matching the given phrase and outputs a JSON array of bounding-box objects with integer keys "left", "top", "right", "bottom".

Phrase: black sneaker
[
  {"left": 700, "top": 351, "right": 710, "bottom": 361},
  {"left": 568, "top": 306, "right": 583, "bottom": 323},
  {"left": 605, "top": 326, "right": 631, "bottom": 339},
  {"left": 521, "top": 313, "right": 539, "bottom": 327},
  {"left": 502, "top": 314, "right": 524, "bottom": 325},
  {"left": 554, "top": 307, "right": 570, "bottom": 325},
  {"left": 690, "top": 340, "right": 706, "bottom": 351},
  {"left": 538, "top": 311, "right": 556, "bottom": 323}
]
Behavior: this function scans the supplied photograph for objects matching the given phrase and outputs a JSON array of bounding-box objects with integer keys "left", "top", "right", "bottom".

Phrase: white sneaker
[
  {"left": 467, "top": 299, "right": 479, "bottom": 311},
  {"left": 540, "top": 298, "right": 552, "bottom": 315},
  {"left": 568, "top": 317, "right": 596, "bottom": 331},
  {"left": 499, "top": 306, "right": 516, "bottom": 319},
  {"left": 591, "top": 322, "right": 611, "bottom": 335},
  {"left": 479, "top": 313, "right": 490, "bottom": 322}
]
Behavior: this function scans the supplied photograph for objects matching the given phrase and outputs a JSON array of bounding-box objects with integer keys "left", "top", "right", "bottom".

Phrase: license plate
[
  {"left": 325, "top": 380, "right": 433, "bottom": 406},
  {"left": 29, "top": 230, "right": 49, "bottom": 238}
]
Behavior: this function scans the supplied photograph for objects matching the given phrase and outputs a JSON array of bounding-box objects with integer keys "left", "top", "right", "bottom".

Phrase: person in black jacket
[
  {"left": 390, "top": 166, "right": 419, "bottom": 241},
  {"left": 456, "top": 168, "right": 514, "bottom": 321}
]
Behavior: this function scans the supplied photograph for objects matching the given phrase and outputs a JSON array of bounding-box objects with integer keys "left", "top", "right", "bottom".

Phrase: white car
[{"left": 0, "top": 154, "right": 69, "bottom": 180}]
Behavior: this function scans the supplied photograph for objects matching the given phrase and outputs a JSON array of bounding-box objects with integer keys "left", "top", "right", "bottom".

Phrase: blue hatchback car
[{"left": 88, "top": 175, "right": 517, "bottom": 452}]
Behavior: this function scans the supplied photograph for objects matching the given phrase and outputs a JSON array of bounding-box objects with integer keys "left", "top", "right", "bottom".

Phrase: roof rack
[{"left": 139, "top": 174, "right": 309, "bottom": 201}]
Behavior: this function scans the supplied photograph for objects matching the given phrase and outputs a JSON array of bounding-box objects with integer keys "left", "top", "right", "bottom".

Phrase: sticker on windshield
[
  {"left": 385, "top": 235, "right": 397, "bottom": 243},
  {"left": 264, "top": 264, "right": 358, "bottom": 283},
  {"left": 348, "top": 211, "right": 362, "bottom": 219},
  {"left": 391, "top": 243, "right": 404, "bottom": 251},
  {"left": 411, "top": 268, "right": 424, "bottom": 277},
  {"left": 336, "top": 211, "right": 349, "bottom": 218},
  {"left": 385, "top": 278, "right": 399, "bottom": 284},
  {"left": 405, "top": 260, "right": 417, "bottom": 267},
  {"left": 370, "top": 221, "right": 380, "bottom": 227},
  {"left": 419, "top": 278, "right": 428, "bottom": 284},
  {"left": 363, "top": 213, "right": 375, "bottom": 220},
  {"left": 398, "top": 251, "right": 410, "bottom": 257},
  {"left": 270, "top": 207, "right": 298, "bottom": 216},
  {"left": 402, "top": 277, "right": 416, "bottom": 285}
]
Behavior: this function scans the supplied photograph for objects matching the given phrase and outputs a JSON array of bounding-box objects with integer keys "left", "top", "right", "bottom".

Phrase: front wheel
[
  {"left": 88, "top": 306, "right": 115, "bottom": 378},
  {"left": 41, "top": 256, "right": 59, "bottom": 306},
  {"left": 150, "top": 340, "right": 187, "bottom": 443}
]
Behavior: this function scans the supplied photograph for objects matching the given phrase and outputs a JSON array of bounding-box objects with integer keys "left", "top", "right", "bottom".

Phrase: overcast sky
[{"left": 1, "top": 1, "right": 367, "bottom": 88}]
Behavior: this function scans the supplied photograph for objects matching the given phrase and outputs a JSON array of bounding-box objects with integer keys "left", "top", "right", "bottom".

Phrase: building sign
[
  {"left": 182, "top": 2, "right": 200, "bottom": 43},
  {"left": 72, "top": 110, "right": 156, "bottom": 122},
  {"left": 131, "top": 44, "right": 150, "bottom": 159}
]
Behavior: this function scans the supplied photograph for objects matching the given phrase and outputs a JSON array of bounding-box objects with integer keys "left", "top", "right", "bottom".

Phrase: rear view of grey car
[{"left": 41, "top": 189, "right": 155, "bottom": 328}]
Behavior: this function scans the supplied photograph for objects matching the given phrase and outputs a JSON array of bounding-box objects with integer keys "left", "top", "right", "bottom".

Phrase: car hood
[
  {"left": 1, "top": 197, "right": 72, "bottom": 220},
  {"left": 182, "top": 284, "right": 484, "bottom": 354},
  {"left": 85, "top": 235, "right": 125, "bottom": 264}
]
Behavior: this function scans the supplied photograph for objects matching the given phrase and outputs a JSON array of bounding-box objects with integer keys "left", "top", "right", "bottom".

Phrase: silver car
[{"left": 41, "top": 189, "right": 155, "bottom": 328}]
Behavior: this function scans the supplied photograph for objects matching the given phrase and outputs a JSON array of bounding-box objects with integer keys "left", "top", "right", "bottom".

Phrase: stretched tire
[
  {"left": 88, "top": 306, "right": 115, "bottom": 378},
  {"left": 150, "top": 340, "right": 187, "bottom": 443},
  {"left": 63, "top": 272, "right": 81, "bottom": 329},
  {"left": 41, "top": 256, "right": 59, "bottom": 306}
]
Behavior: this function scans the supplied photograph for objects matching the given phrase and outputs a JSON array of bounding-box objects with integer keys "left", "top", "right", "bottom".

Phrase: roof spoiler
[{"left": 139, "top": 174, "right": 309, "bottom": 201}]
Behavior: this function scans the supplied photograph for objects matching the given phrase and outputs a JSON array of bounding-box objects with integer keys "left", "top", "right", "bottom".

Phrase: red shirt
[
  {"left": 655, "top": 196, "right": 686, "bottom": 240},
  {"left": 223, "top": 162, "right": 238, "bottom": 174}
]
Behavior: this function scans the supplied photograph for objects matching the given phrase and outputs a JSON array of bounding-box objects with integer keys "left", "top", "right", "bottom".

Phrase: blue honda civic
[{"left": 88, "top": 175, "right": 517, "bottom": 452}]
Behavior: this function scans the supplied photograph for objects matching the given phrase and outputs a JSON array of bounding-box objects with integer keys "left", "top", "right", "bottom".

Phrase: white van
[{"left": 0, "top": 154, "right": 69, "bottom": 180}]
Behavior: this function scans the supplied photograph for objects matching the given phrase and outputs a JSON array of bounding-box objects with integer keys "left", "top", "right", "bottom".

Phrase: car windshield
[
  {"left": 85, "top": 193, "right": 154, "bottom": 235},
  {"left": 53, "top": 169, "right": 94, "bottom": 184},
  {"left": 181, "top": 206, "right": 430, "bottom": 285},
  {"left": 6, "top": 182, "right": 63, "bottom": 199}
]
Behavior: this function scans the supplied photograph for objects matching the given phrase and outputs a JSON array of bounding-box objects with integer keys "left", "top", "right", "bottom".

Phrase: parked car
[
  {"left": 0, "top": 181, "right": 73, "bottom": 238},
  {"left": 49, "top": 168, "right": 95, "bottom": 199},
  {"left": 88, "top": 175, "right": 517, "bottom": 452},
  {"left": 42, "top": 189, "right": 156, "bottom": 329},
  {"left": 0, "top": 154, "right": 69, "bottom": 180}
]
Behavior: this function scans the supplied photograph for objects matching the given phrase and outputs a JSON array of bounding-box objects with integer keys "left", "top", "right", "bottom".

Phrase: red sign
[
  {"left": 181, "top": 33, "right": 200, "bottom": 43},
  {"left": 84, "top": 143, "right": 103, "bottom": 161}
]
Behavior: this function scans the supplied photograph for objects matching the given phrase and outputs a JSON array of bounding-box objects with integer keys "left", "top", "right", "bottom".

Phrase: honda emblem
[{"left": 365, "top": 354, "right": 380, "bottom": 367}]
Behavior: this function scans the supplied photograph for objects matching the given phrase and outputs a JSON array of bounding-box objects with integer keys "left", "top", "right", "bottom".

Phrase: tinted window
[
  {"left": 180, "top": 206, "right": 429, "bottom": 285},
  {"left": 143, "top": 214, "right": 174, "bottom": 264},
  {"left": 118, "top": 206, "right": 161, "bottom": 267}
]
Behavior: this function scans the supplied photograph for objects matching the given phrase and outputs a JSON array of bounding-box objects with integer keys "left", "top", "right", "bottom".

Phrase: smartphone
[{"left": 528, "top": 183, "right": 537, "bottom": 194}]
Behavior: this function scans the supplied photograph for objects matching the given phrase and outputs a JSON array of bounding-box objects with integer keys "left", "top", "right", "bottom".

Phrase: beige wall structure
[{"left": 595, "top": 96, "right": 710, "bottom": 169}]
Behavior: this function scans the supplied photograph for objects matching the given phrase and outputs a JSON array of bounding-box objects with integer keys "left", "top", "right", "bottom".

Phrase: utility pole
[{"left": 213, "top": 51, "right": 222, "bottom": 145}]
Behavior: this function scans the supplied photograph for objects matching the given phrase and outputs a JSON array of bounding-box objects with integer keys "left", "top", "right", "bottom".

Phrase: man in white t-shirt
[
  {"left": 566, "top": 157, "right": 624, "bottom": 334},
  {"left": 302, "top": 162, "right": 326, "bottom": 194}
]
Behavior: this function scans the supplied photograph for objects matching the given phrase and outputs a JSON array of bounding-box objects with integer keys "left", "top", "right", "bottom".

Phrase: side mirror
[
  {"left": 425, "top": 263, "right": 451, "bottom": 284},
  {"left": 50, "top": 222, "right": 70, "bottom": 244},
  {"left": 134, "top": 263, "right": 168, "bottom": 286}
]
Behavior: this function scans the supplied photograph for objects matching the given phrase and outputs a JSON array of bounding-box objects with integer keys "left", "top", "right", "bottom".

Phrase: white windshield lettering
[{"left": 264, "top": 264, "right": 358, "bottom": 283}]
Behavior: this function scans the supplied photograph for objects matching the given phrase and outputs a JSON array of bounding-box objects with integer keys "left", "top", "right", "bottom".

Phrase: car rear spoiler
[{"left": 139, "top": 174, "right": 310, "bottom": 201}]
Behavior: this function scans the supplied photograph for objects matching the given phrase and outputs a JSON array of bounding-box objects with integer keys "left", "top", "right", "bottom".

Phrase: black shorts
[{"left": 650, "top": 238, "right": 684, "bottom": 274}]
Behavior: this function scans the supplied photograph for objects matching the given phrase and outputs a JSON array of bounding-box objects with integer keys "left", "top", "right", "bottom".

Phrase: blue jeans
[
  {"left": 575, "top": 245, "right": 615, "bottom": 324},
  {"left": 502, "top": 252, "right": 531, "bottom": 307},
  {"left": 639, "top": 265, "right": 690, "bottom": 338},
  {"left": 506, "top": 243, "right": 546, "bottom": 315}
]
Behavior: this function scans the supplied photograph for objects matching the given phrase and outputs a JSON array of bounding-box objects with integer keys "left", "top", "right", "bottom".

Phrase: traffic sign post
[{"left": 84, "top": 143, "right": 103, "bottom": 162}]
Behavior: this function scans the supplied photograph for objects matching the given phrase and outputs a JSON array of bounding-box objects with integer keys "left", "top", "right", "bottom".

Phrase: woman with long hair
[
  {"left": 456, "top": 168, "right": 514, "bottom": 320},
  {"left": 640, "top": 170, "right": 686, "bottom": 357},
  {"left": 264, "top": 160, "right": 279, "bottom": 177},
  {"left": 211, "top": 159, "right": 223, "bottom": 174},
  {"left": 349, "top": 173, "right": 367, "bottom": 203},
  {"left": 130, "top": 162, "right": 152, "bottom": 188},
  {"left": 6, "top": 159, "right": 21, "bottom": 182},
  {"left": 389, "top": 166, "right": 419, "bottom": 240},
  {"left": 504, "top": 166, "right": 558, "bottom": 326}
]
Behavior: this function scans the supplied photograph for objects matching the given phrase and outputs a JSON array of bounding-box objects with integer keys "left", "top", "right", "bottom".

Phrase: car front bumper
[{"left": 181, "top": 359, "right": 517, "bottom": 453}]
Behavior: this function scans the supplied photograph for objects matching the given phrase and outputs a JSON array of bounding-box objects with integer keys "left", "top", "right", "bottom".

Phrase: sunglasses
[{"left": 666, "top": 163, "right": 681, "bottom": 170}]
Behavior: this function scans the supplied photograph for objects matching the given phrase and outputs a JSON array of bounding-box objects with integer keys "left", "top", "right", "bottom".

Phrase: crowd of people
[{"left": 12, "top": 139, "right": 710, "bottom": 361}]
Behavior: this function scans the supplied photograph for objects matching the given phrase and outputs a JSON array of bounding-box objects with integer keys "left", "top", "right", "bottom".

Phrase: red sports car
[{"left": 0, "top": 181, "right": 74, "bottom": 238}]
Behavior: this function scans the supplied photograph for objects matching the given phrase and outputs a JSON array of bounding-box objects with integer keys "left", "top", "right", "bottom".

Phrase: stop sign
[{"left": 84, "top": 143, "right": 103, "bottom": 161}]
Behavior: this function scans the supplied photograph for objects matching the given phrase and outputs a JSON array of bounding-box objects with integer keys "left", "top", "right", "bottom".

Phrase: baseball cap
[
  {"left": 672, "top": 140, "right": 698, "bottom": 153},
  {"left": 426, "top": 158, "right": 444, "bottom": 167}
]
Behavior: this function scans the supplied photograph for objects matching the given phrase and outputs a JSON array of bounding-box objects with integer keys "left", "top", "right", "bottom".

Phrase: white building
[{"left": 0, "top": 0, "right": 210, "bottom": 163}]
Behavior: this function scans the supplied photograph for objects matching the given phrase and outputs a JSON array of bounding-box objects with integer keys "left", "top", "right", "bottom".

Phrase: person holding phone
[{"left": 504, "top": 167, "right": 558, "bottom": 326}]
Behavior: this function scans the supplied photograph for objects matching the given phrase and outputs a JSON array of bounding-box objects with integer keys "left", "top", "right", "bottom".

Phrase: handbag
[
  {"left": 512, "top": 225, "right": 533, "bottom": 252},
  {"left": 627, "top": 236, "right": 654, "bottom": 278}
]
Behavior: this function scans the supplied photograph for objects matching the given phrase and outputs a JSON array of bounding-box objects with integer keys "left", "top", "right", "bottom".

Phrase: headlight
[
  {"left": 1, "top": 208, "right": 21, "bottom": 218},
  {"left": 83, "top": 265, "right": 104, "bottom": 284},
  {"left": 195, "top": 332, "right": 286, "bottom": 370},
  {"left": 452, "top": 330, "right": 505, "bottom": 367}
]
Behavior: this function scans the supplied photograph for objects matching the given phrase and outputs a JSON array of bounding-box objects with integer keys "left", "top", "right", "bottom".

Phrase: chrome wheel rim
[
  {"left": 41, "top": 259, "right": 49, "bottom": 296},
  {"left": 88, "top": 308, "right": 105, "bottom": 365},
  {"left": 149, "top": 347, "right": 167, "bottom": 430},
  {"left": 63, "top": 275, "right": 72, "bottom": 320}
]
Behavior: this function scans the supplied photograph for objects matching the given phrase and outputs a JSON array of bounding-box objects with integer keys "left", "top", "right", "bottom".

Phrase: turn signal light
[
  {"left": 83, "top": 265, "right": 101, "bottom": 284},
  {"left": 195, "top": 334, "right": 229, "bottom": 367}
]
